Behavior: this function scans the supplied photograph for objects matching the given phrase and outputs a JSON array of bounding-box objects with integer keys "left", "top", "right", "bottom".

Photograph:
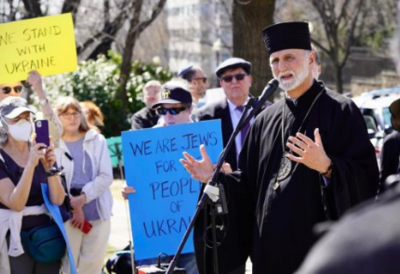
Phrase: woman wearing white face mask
[{"left": 0, "top": 97, "right": 65, "bottom": 274}]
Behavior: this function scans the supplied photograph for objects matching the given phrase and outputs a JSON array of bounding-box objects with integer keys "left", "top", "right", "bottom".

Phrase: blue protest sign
[{"left": 121, "top": 120, "right": 222, "bottom": 261}]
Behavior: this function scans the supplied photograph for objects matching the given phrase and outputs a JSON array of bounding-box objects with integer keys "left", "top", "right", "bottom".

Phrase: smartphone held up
[{"left": 35, "top": 119, "right": 50, "bottom": 147}]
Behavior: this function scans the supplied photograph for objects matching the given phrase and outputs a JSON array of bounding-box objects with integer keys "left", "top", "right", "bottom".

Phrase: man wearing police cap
[{"left": 181, "top": 21, "right": 378, "bottom": 273}]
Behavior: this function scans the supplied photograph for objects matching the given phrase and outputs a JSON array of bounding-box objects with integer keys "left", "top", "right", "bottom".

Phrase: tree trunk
[
  {"left": 21, "top": 0, "right": 43, "bottom": 18},
  {"left": 232, "top": 0, "right": 276, "bottom": 97},
  {"left": 119, "top": 0, "right": 143, "bottom": 111},
  {"left": 118, "top": 0, "right": 166, "bottom": 114}
]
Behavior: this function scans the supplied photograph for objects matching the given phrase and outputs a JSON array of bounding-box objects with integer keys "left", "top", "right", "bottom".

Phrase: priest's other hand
[
  {"left": 286, "top": 128, "right": 332, "bottom": 177},
  {"left": 180, "top": 144, "right": 214, "bottom": 183},
  {"left": 218, "top": 162, "right": 233, "bottom": 174}
]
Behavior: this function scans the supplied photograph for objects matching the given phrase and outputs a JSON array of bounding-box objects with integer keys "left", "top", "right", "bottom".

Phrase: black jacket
[{"left": 131, "top": 107, "right": 159, "bottom": 130}]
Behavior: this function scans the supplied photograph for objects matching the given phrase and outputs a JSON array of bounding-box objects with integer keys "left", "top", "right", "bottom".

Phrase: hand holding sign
[
  {"left": 122, "top": 185, "right": 136, "bottom": 200},
  {"left": 26, "top": 70, "right": 43, "bottom": 92},
  {"left": 121, "top": 120, "right": 223, "bottom": 261}
]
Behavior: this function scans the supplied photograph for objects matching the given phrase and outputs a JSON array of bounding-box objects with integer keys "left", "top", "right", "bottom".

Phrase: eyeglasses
[
  {"left": 61, "top": 112, "right": 80, "bottom": 119},
  {"left": 156, "top": 107, "right": 186, "bottom": 115},
  {"left": 221, "top": 73, "right": 247, "bottom": 83},
  {"left": 2, "top": 86, "right": 23, "bottom": 94},
  {"left": 193, "top": 77, "right": 207, "bottom": 83}
]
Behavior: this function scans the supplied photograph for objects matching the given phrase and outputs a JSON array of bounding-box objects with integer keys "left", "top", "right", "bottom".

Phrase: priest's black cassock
[{"left": 218, "top": 80, "right": 379, "bottom": 274}]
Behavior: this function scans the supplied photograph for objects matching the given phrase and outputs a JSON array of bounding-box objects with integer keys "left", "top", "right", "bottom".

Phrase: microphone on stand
[{"left": 252, "top": 78, "right": 280, "bottom": 114}]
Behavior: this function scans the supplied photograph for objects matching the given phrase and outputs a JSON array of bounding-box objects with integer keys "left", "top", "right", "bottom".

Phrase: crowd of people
[{"left": 2, "top": 16, "right": 400, "bottom": 274}]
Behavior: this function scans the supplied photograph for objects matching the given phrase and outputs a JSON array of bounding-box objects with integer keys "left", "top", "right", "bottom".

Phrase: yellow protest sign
[{"left": 0, "top": 13, "right": 77, "bottom": 84}]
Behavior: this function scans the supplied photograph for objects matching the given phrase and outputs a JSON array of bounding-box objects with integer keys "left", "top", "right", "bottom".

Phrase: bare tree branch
[
  {"left": 21, "top": 0, "right": 43, "bottom": 18},
  {"left": 119, "top": 0, "right": 167, "bottom": 112},
  {"left": 77, "top": 0, "right": 134, "bottom": 57},
  {"left": 77, "top": 2, "right": 130, "bottom": 55},
  {"left": 61, "top": 0, "right": 82, "bottom": 23},
  {"left": 217, "top": 0, "right": 233, "bottom": 23},
  {"left": 136, "top": 0, "right": 167, "bottom": 33}
]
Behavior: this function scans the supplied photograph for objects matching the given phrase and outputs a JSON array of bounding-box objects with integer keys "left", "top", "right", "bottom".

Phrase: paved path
[
  {"left": 108, "top": 180, "right": 252, "bottom": 273},
  {"left": 109, "top": 198, "right": 132, "bottom": 250}
]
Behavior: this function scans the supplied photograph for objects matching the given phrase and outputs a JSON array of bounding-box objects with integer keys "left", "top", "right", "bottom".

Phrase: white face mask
[{"left": 7, "top": 119, "right": 32, "bottom": 142}]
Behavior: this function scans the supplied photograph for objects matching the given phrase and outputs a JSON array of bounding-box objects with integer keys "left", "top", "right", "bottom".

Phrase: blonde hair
[
  {"left": 80, "top": 101, "right": 104, "bottom": 131},
  {"left": 55, "top": 97, "right": 93, "bottom": 133}
]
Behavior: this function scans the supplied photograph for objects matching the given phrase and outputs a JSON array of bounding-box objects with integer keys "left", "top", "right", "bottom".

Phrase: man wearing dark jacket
[
  {"left": 193, "top": 57, "right": 261, "bottom": 274},
  {"left": 195, "top": 57, "right": 255, "bottom": 171},
  {"left": 182, "top": 22, "right": 378, "bottom": 274},
  {"left": 131, "top": 80, "right": 161, "bottom": 130}
]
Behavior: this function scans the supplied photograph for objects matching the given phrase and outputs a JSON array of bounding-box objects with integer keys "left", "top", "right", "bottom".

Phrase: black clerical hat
[
  {"left": 215, "top": 57, "right": 252, "bottom": 78},
  {"left": 262, "top": 21, "right": 312, "bottom": 55},
  {"left": 152, "top": 82, "right": 192, "bottom": 109}
]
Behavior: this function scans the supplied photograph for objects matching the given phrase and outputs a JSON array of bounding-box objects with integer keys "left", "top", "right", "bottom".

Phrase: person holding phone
[
  {"left": 0, "top": 97, "right": 65, "bottom": 273},
  {"left": 54, "top": 97, "right": 113, "bottom": 274}
]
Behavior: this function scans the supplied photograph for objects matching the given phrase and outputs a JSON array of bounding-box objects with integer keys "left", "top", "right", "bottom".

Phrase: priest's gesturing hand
[
  {"left": 181, "top": 144, "right": 214, "bottom": 183},
  {"left": 180, "top": 144, "right": 233, "bottom": 183},
  {"left": 286, "top": 128, "right": 332, "bottom": 178}
]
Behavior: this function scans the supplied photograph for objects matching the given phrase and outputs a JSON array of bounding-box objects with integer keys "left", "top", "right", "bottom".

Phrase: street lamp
[
  {"left": 213, "top": 38, "right": 222, "bottom": 66},
  {"left": 212, "top": 38, "right": 222, "bottom": 86}
]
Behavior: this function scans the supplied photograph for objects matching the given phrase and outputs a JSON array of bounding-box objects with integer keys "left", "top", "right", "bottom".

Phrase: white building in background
[{"left": 165, "top": 0, "right": 232, "bottom": 85}]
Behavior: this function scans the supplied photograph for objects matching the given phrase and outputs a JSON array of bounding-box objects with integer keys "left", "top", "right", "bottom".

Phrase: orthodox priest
[{"left": 181, "top": 21, "right": 379, "bottom": 274}]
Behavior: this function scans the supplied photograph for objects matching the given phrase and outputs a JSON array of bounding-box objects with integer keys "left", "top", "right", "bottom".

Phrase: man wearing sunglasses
[
  {"left": 0, "top": 70, "right": 62, "bottom": 147},
  {"left": 0, "top": 83, "right": 24, "bottom": 98},
  {"left": 151, "top": 81, "right": 193, "bottom": 127},
  {"left": 178, "top": 65, "right": 209, "bottom": 109},
  {"left": 191, "top": 57, "right": 257, "bottom": 274},
  {"left": 196, "top": 57, "right": 254, "bottom": 171}
]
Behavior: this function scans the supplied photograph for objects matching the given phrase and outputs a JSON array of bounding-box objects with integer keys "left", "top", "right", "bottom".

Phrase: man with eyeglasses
[
  {"left": 196, "top": 57, "right": 259, "bottom": 171},
  {"left": 181, "top": 22, "right": 378, "bottom": 274},
  {"left": 0, "top": 70, "right": 62, "bottom": 147},
  {"left": 178, "top": 65, "right": 209, "bottom": 109},
  {"left": 190, "top": 57, "right": 258, "bottom": 274},
  {"left": 131, "top": 80, "right": 162, "bottom": 130}
]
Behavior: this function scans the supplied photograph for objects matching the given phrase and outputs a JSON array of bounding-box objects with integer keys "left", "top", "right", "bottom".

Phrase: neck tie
[{"left": 236, "top": 106, "right": 250, "bottom": 147}]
